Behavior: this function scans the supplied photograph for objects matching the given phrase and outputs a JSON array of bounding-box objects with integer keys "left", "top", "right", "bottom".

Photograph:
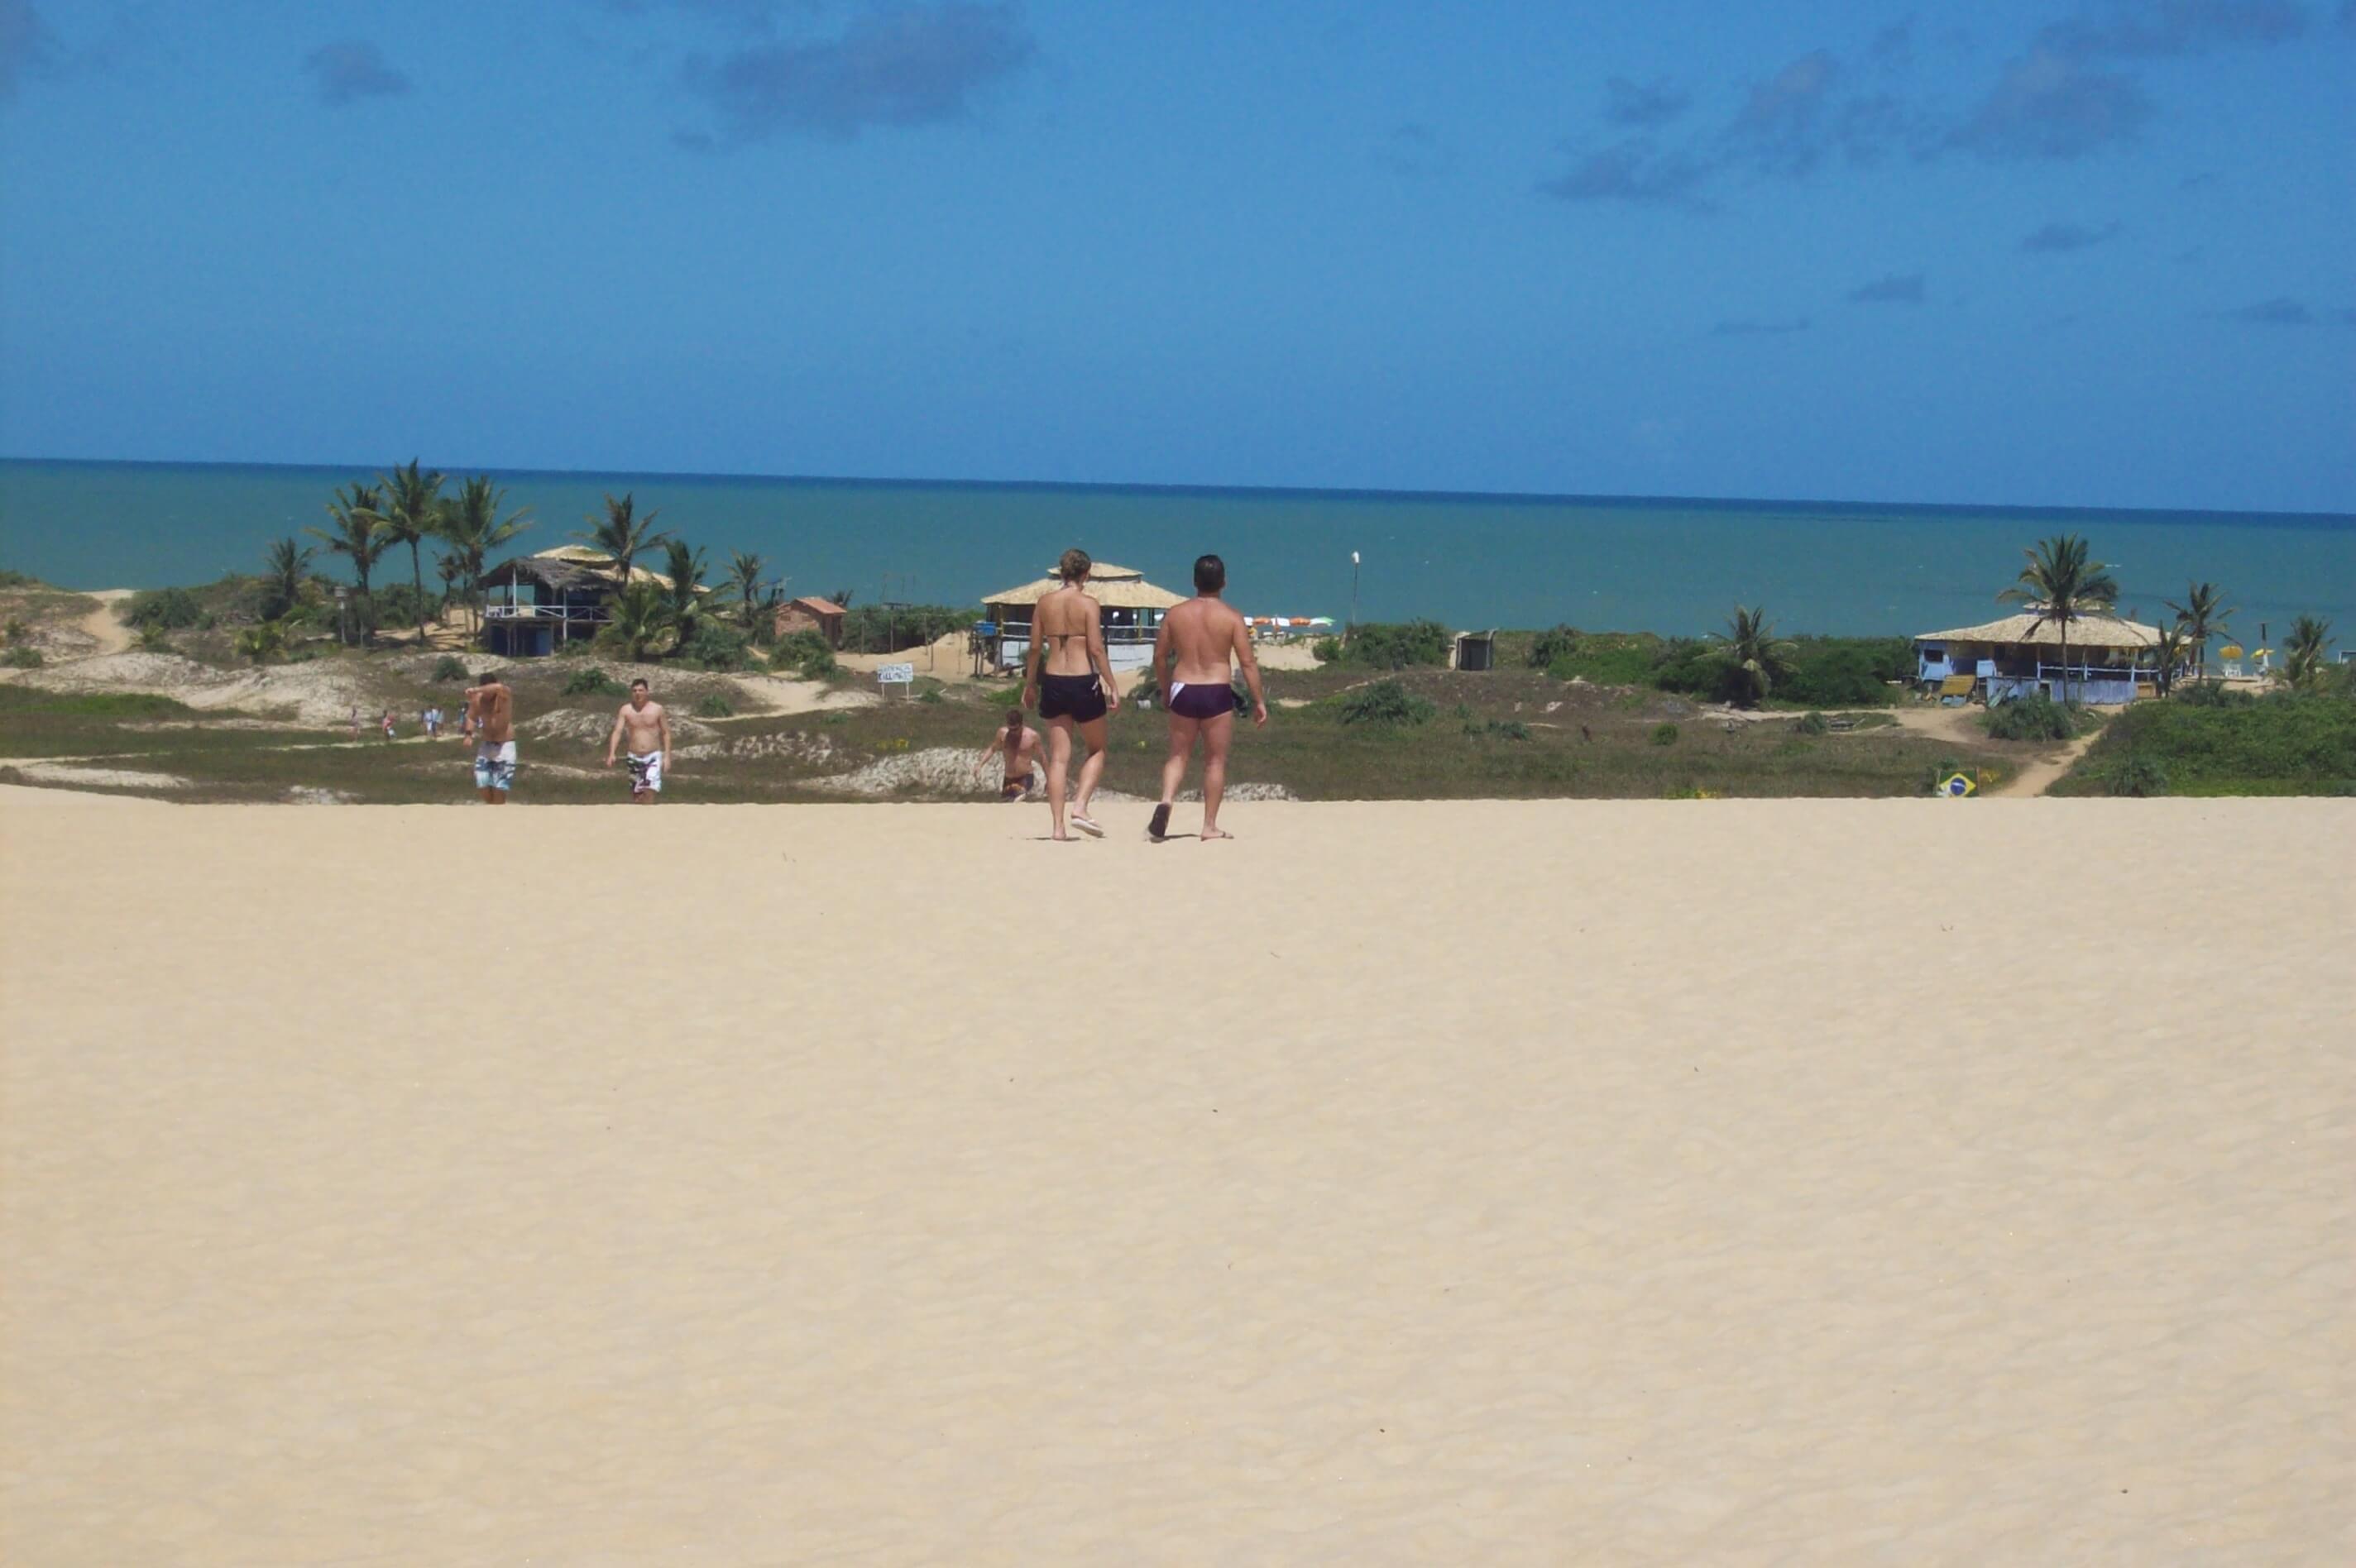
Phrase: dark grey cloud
[
  {"left": 1376, "top": 121, "right": 1450, "bottom": 178},
  {"left": 2225, "top": 297, "right": 2311, "bottom": 324},
  {"left": 0, "top": 0, "right": 56, "bottom": 99},
  {"left": 1536, "top": 138, "right": 1716, "bottom": 206},
  {"left": 683, "top": 2, "right": 1033, "bottom": 141},
  {"left": 1603, "top": 75, "right": 1689, "bottom": 127},
  {"left": 1947, "top": 45, "right": 2152, "bottom": 159},
  {"left": 2022, "top": 218, "right": 2124, "bottom": 252},
  {"left": 2039, "top": 0, "right": 2310, "bottom": 60},
  {"left": 305, "top": 41, "right": 412, "bottom": 106},
  {"left": 1711, "top": 317, "right": 1812, "bottom": 337},
  {"left": 1846, "top": 272, "right": 1927, "bottom": 304}
]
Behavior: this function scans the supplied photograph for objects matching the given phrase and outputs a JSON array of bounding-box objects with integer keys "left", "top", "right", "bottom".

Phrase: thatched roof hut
[
  {"left": 525, "top": 544, "right": 683, "bottom": 591},
  {"left": 1913, "top": 610, "right": 2161, "bottom": 650},
  {"left": 982, "top": 562, "right": 1186, "bottom": 613}
]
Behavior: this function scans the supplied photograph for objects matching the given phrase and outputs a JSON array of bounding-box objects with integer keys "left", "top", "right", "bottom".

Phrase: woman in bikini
[
  {"left": 973, "top": 708, "right": 1044, "bottom": 800},
  {"left": 1021, "top": 547, "right": 1120, "bottom": 840}
]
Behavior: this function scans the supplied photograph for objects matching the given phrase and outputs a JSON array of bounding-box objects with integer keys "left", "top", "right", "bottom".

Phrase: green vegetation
[
  {"left": 1703, "top": 605, "right": 1795, "bottom": 707},
  {"left": 2282, "top": 614, "right": 2334, "bottom": 691},
  {"left": 123, "top": 586, "right": 204, "bottom": 631},
  {"left": 773, "top": 629, "right": 837, "bottom": 679},
  {"left": 1311, "top": 635, "right": 1341, "bottom": 663},
  {"left": 4, "top": 645, "right": 42, "bottom": 668},
  {"left": 563, "top": 664, "right": 628, "bottom": 697},
  {"left": 840, "top": 604, "right": 968, "bottom": 654},
  {"left": 2164, "top": 581, "right": 2234, "bottom": 680},
  {"left": 692, "top": 692, "right": 735, "bottom": 719},
  {"left": 1795, "top": 710, "right": 1830, "bottom": 735},
  {"left": 431, "top": 654, "right": 470, "bottom": 682},
  {"left": 603, "top": 580, "right": 676, "bottom": 662},
  {"left": 1334, "top": 620, "right": 1451, "bottom": 670},
  {"left": 574, "top": 492, "right": 668, "bottom": 586},
  {"left": 234, "top": 620, "right": 290, "bottom": 665},
  {"left": 309, "top": 482, "right": 390, "bottom": 643},
  {"left": 2053, "top": 689, "right": 2356, "bottom": 796},
  {"left": 1650, "top": 722, "right": 1679, "bottom": 746},
  {"left": 0, "top": 569, "right": 39, "bottom": 588},
  {"left": 1984, "top": 693, "right": 2081, "bottom": 742},
  {"left": 682, "top": 620, "right": 752, "bottom": 672},
  {"left": 1338, "top": 679, "right": 1436, "bottom": 726},
  {"left": 373, "top": 460, "right": 446, "bottom": 643}
]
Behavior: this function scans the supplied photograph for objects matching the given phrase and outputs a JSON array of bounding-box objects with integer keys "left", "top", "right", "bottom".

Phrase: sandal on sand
[
  {"left": 1147, "top": 804, "right": 1171, "bottom": 841},
  {"left": 1071, "top": 814, "right": 1104, "bottom": 838}
]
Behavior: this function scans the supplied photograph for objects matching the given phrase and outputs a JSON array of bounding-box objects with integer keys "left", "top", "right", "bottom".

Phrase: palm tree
[
  {"left": 2152, "top": 622, "right": 2190, "bottom": 698},
  {"left": 308, "top": 482, "right": 389, "bottom": 644},
  {"left": 1999, "top": 533, "right": 2119, "bottom": 706},
  {"left": 260, "top": 537, "right": 314, "bottom": 623},
  {"left": 573, "top": 493, "right": 668, "bottom": 586},
  {"left": 1707, "top": 605, "right": 1795, "bottom": 708},
  {"left": 659, "top": 537, "right": 707, "bottom": 648},
  {"left": 234, "top": 619, "right": 289, "bottom": 665},
  {"left": 2164, "top": 581, "right": 2234, "bottom": 680},
  {"left": 374, "top": 458, "right": 448, "bottom": 644},
  {"left": 436, "top": 554, "right": 466, "bottom": 621},
  {"left": 721, "top": 550, "right": 777, "bottom": 640},
  {"left": 438, "top": 476, "right": 534, "bottom": 633},
  {"left": 606, "top": 578, "right": 677, "bottom": 662},
  {"left": 2282, "top": 614, "right": 2333, "bottom": 691}
]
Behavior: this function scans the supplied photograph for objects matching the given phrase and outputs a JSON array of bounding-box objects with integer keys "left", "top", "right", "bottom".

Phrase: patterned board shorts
[
  {"left": 626, "top": 752, "right": 663, "bottom": 796},
  {"left": 473, "top": 741, "right": 518, "bottom": 792}
]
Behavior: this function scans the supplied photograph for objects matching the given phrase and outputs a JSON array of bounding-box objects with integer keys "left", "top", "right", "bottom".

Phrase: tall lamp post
[{"left": 1348, "top": 551, "right": 1361, "bottom": 643}]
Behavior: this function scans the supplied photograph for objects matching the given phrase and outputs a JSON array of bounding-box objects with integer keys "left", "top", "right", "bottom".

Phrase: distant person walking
[
  {"left": 1022, "top": 547, "right": 1119, "bottom": 840},
  {"left": 381, "top": 710, "right": 397, "bottom": 741},
  {"left": 349, "top": 705, "right": 362, "bottom": 741},
  {"left": 604, "top": 678, "right": 673, "bottom": 803},
  {"left": 1148, "top": 553, "right": 1267, "bottom": 843},
  {"left": 463, "top": 670, "right": 517, "bottom": 804},
  {"left": 973, "top": 708, "right": 1045, "bottom": 800}
]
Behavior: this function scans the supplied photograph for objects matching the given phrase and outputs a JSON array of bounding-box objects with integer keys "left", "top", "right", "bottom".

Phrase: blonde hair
[{"left": 1056, "top": 547, "right": 1092, "bottom": 583}]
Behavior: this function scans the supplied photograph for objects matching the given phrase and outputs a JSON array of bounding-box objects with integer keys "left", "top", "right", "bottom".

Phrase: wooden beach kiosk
[
  {"left": 477, "top": 545, "right": 685, "bottom": 657},
  {"left": 1913, "top": 610, "right": 2170, "bottom": 705},
  {"left": 979, "top": 562, "right": 1185, "bottom": 676}
]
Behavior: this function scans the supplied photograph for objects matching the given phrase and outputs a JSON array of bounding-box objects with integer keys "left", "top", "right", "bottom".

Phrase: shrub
[
  {"left": 2103, "top": 754, "right": 2169, "bottom": 796},
  {"left": 683, "top": 621, "right": 752, "bottom": 672},
  {"left": 1795, "top": 710, "right": 1830, "bottom": 735},
  {"left": 1650, "top": 722, "right": 1679, "bottom": 746},
  {"left": 1312, "top": 636, "right": 1342, "bottom": 664},
  {"left": 123, "top": 586, "right": 203, "bottom": 631},
  {"left": 1487, "top": 719, "right": 1531, "bottom": 741},
  {"left": 795, "top": 646, "right": 838, "bottom": 680},
  {"left": 1527, "top": 625, "right": 1578, "bottom": 670},
  {"left": 692, "top": 692, "right": 735, "bottom": 719},
  {"left": 1778, "top": 637, "right": 1912, "bottom": 707},
  {"left": 0, "top": 568, "right": 38, "bottom": 588},
  {"left": 3, "top": 645, "right": 42, "bottom": 668},
  {"left": 1985, "top": 693, "right": 2077, "bottom": 741},
  {"left": 2175, "top": 679, "right": 2251, "bottom": 708},
  {"left": 135, "top": 622, "right": 175, "bottom": 652},
  {"left": 1338, "top": 679, "right": 1435, "bottom": 726},
  {"left": 1338, "top": 620, "right": 1451, "bottom": 670},
  {"left": 3, "top": 618, "right": 27, "bottom": 645},
  {"left": 563, "top": 665, "right": 627, "bottom": 697},
  {"left": 431, "top": 654, "right": 469, "bottom": 682}
]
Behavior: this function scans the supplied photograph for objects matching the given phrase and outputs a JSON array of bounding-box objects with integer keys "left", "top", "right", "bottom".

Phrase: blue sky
[{"left": 2, "top": 0, "right": 2351, "bottom": 511}]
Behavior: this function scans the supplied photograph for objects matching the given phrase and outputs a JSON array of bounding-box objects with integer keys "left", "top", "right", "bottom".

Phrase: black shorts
[{"left": 1038, "top": 672, "right": 1108, "bottom": 723}]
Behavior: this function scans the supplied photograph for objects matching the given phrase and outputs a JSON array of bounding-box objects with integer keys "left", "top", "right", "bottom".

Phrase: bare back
[
  {"left": 1161, "top": 595, "right": 1250, "bottom": 684},
  {"left": 1033, "top": 586, "right": 1104, "bottom": 676}
]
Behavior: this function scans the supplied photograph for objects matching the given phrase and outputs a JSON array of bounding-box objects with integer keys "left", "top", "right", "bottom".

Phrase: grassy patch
[{"left": 2052, "top": 691, "right": 2356, "bottom": 796}]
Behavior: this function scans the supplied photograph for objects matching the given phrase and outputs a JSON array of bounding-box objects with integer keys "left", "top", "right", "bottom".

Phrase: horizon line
[{"left": 2, "top": 453, "right": 2350, "bottom": 526}]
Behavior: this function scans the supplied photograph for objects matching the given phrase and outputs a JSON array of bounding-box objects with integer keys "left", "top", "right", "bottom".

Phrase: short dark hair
[
  {"left": 476, "top": 670, "right": 501, "bottom": 684},
  {"left": 1194, "top": 554, "right": 1226, "bottom": 593},
  {"left": 630, "top": 678, "right": 649, "bottom": 691}
]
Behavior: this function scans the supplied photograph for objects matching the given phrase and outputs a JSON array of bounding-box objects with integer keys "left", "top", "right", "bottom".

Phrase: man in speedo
[{"left": 1148, "top": 553, "right": 1267, "bottom": 842}]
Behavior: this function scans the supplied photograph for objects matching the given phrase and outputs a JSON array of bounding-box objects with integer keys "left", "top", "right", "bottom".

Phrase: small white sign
[{"left": 877, "top": 662, "right": 916, "bottom": 685}]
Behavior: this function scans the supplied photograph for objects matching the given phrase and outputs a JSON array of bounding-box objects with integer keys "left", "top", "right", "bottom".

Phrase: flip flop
[
  {"left": 1071, "top": 814, "right": 1104, "bottom": 837},
  {"left": 1147, "top": 804, "right": 1171, "bottom": 841}
]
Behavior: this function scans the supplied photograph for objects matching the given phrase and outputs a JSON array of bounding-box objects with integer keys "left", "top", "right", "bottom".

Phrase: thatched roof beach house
[
  {"left": 979, "top": 562, "right": 1187, "bottom": 674},
  {"left": 1913, "top": 610, "right": 2171, "bottom": 705},
  {"left": 478, "top": 545, "right": 684, "bottom": 657}
]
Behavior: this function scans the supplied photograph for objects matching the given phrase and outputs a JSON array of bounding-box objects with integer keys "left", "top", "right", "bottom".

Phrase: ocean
[{"left": 3, "top": 459, "right": 2350, "bottom": 642}]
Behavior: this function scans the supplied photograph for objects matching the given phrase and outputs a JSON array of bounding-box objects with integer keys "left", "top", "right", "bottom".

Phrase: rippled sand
[{"left": 2, "top": 797, "right": 2349, "bottom": 1563}]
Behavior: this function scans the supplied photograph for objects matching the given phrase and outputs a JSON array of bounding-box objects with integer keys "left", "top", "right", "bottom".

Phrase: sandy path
[
  {"left": 74, "top": 589, "right": 136, "bottom": 657},
  {"left": 2, "top": 801, "right": 2349, "bottom": 1563},
  {"left": 1884, "top": 705, "right": 2098, "bottom": 795}
]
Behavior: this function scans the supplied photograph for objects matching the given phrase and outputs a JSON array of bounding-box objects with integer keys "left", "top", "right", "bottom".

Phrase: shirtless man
[
  {"left": 1022, "top": 547, "right": 1121, "bottom": 840},
  {"left": 1148, "top": 553, "right": 1267, "bottom": 842},
  {"left": 972, "top": 708, "right": 1045, "bottom": 800},
  {"left": 462, "top": 670, "right": 516, "bottom": 804},
  {"left": 604, "top": 678, "right": 673, "bottom": 803}
]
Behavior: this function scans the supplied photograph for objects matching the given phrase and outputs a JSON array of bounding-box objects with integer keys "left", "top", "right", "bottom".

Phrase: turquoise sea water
[{"left": 2, "top": 460, "right": 2349, "bottom": 642}]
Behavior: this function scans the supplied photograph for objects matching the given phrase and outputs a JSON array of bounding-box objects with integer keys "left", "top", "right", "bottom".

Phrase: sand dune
[{"left": 2, "top": 798, "right": 2348, "bottom": 1563}]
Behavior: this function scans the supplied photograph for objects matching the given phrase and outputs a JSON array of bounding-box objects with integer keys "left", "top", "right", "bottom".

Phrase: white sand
[{"left": 2, "top": 799, "right": 2349, "bottom": 1563}]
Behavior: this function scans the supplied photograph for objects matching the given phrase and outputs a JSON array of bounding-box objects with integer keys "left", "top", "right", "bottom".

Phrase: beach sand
[{"left": 2, "top": 797, "right": 2349, "bottom": 1563}]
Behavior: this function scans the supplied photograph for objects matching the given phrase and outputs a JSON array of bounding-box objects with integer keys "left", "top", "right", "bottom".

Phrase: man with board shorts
[
  {"left": 463, "top": 670, "right": 517, "bottom": 804},
  {"left": 604, "top": 678, "right": 673, "bottom": 803},
  {"left": 1148, "top": 553, "right": 1267, "bottom": 842}
]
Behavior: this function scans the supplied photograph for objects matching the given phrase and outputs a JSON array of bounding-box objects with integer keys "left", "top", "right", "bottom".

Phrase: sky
[{"left": 2, "top": 0, "right": 2352, "bottom": 512}]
